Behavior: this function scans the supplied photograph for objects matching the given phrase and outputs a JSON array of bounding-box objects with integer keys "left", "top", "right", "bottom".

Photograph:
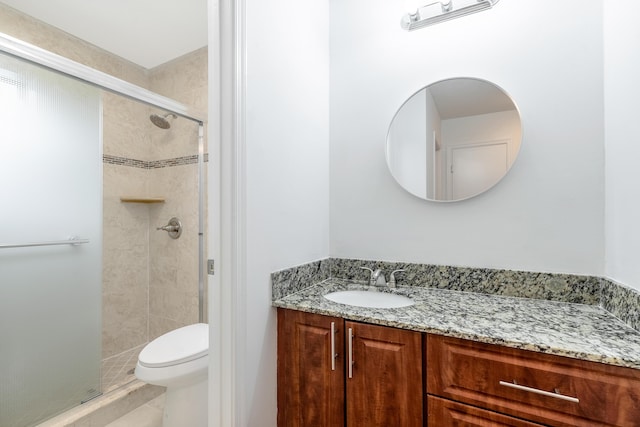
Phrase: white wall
[
  {"left": 330, "top": 0, "right": 604, "bottom": 275},
  {"left": 425, "top": 89, "right": 440, "bottom": 200},
  {"left": 388, "top": 88, "right": 443, "bottom": 200},
  {"left": 604, "top": 0, "right": 640, "bottom": 291},
  {"left": 388, "top": 89, "right": 428, "bottom": 198},
  {"left": 439, "top": 109, "right": 521, "bottom": 200},
  {"left": 441, "top": 110, "right": 521, "bottom": 165},
  {"left": 243, "top": 0, "right": 330, "bottom": 424}
]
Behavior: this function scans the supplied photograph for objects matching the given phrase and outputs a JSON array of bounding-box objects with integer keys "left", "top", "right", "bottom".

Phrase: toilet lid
[{"left": 139, "top": 323, "right": 209, "bottom": 368}]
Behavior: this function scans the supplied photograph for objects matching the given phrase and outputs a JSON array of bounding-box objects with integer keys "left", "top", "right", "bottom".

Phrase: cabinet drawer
[
  {"left": 428, "top": 396, "right": 544, "bottom": 426},
  {"left": 426, "top": 334, "right": 640, "bottom": 427}
]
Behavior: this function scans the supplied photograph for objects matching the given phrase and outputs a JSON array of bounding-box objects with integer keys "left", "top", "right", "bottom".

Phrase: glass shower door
[{"left": 0, "top": 53, "right": 102, "bottom": 427}]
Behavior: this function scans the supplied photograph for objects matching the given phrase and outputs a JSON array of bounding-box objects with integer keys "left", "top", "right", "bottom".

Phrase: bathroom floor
[{"left": 104, "top": 394, "right": 164, "bottom": 427}]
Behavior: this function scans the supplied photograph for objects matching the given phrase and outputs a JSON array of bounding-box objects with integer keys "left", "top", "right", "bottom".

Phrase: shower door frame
[
  {"left": 0, "top": 29, "right": 209, "bottom": 415},
  {"left": 0, "top": 33, "right": 205, "bottom": 123},
  {"left": 0, "top": 32, "right": 207, "bottom": 323}
]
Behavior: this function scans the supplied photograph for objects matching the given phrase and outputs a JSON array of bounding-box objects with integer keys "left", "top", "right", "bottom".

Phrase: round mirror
[{"left": 386, "top": 78, "right": 522, "bottom": 202}]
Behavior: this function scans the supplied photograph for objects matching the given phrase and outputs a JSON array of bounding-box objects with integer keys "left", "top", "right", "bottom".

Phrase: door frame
[
  {"left": 445, "top": 139, "right": 510, "bottom": 201},
  {"left": 209, "top": 0, "right": 246, "bottom": 426}
]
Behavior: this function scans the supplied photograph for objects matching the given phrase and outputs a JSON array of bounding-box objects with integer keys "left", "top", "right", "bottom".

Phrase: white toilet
[{"left": 135, "top": 323, "right": 209, "bottom": 427}]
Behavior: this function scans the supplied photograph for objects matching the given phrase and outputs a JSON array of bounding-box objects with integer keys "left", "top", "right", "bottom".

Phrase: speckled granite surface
[
  {"left": 273, "top": 279, "right": 640, "bottom": 370},
  {"left": 601, "top": 278, "right": 640, "bottom": 332},
  {"left": 271, "top": 259, "right": 330, "bottom": 300},
  {"left": 272, "top": 258, "right": 603, "bottom": 305},
  {"left": 272, "top": 258, "right": 640, "bottom": 331},
  {"left": 330, "top": 258, "right": 601, "bottom": 305}
]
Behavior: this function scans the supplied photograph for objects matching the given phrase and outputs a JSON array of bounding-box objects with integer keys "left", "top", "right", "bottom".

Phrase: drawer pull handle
[
  {"left": 330, "top": 322, "right": 337, "bottom": 371},
  {"left": 499, "top": 381, "right": 580, "bottom": 403},
  {"left": 348, "top": 327, "right": 354, "bottom": 379}
]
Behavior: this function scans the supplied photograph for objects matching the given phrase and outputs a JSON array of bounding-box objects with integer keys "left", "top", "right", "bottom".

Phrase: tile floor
[
  {"left": 35, "top": 381, "right": 164, "bottom": 427},
  {"left": 102, "top": 345, "right": 146, "bottom": 393},
  {"left": 105, "top": 394, "right": 164, "bottom": 427}
]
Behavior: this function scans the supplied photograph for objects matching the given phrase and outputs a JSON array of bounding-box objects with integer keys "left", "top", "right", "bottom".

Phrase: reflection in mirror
[{"left": 386, "top": 78, "right": 522, "bottom": 202}]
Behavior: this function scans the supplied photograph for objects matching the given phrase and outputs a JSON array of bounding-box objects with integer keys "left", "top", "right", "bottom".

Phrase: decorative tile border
[
  {"left": 103, "top": 154, "right": 208, "bottom": 169},
  {"left": 148, "top": 155, "right": 199, "bottom": 168},
  {"left": 103, "top": 155, "right": 147, "bottom": 168},
  {"left": 271, "top": 257, "right": 640, "bottom": 332}
]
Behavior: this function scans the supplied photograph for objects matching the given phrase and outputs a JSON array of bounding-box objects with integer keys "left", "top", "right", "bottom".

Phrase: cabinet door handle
[
  {"left": 330, "top": 322, "right": 336, "bottom": 371},
  {"left": 499, "top": 381, "right": 580, "bottom": 403},
  {"left": 348, "top": 327, "right": 354, "bottom": 379}
]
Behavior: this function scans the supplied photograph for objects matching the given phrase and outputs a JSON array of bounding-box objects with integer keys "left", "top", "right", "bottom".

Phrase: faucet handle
[
  {"left": 156, "top": 217, "right": 182, "bottom": 239},
  {"left": 359, "top": 267, "right": 375, "bottom": 285},
  {"left": 388, "top": 269, "right": 405, "bottom": 288}
]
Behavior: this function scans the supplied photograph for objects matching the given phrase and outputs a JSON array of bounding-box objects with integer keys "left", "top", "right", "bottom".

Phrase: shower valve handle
[{"left": 156, "top": 217, "right": 182, "bottom": 239}]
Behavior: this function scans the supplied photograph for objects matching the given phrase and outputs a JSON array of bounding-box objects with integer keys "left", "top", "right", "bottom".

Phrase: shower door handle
[{"left": 0, "top": 237, "right": 89, "bottom": 249}]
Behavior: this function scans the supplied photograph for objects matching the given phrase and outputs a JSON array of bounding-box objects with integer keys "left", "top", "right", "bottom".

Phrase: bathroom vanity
[
  {"left": 277, "top": 309, "right": 422, "bottom": 427},
  {"left": 274, "top": 277, "right": 640, "bottom": 427}
]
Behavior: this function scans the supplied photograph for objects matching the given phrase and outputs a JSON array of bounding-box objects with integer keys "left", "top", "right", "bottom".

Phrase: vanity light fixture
[{"left": 401, "top": 0, "right": 499, "bottom": 31}]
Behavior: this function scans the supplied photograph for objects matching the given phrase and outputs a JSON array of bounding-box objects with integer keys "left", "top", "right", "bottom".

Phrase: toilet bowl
[{"left": 135, "top": 323, "right": 208, "bottom": 427}]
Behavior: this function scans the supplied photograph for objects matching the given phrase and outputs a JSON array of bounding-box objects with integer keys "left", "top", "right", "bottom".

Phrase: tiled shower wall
[
  {"left": 0, "top": 4, "right": 207, "bottom": 392},
  {"left": 102, "top": 50, "right": 208, "bottom": 389},
  {"left": 102, "top": 95, "right": 153, "bottom": 391},
  {"left": 148, "top": 49, "right": 208, "bottom": 341}
]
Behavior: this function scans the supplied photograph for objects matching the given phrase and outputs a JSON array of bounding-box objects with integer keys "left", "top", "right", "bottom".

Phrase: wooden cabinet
[
  {"left": 428, "top": 395, "right": 544, "bottom": 426},
  {"left": 277, "top": 309, "right": 345, "bottom": 427},
  {"left": 426, "top": 334, "right": 640, "bottom": 427},
  {"left": 279, "top": 308, "right": 640, "bottom": 427},
  {"left": 346, "top": 321, "right": 423, "bottom": 427},
  {"left": 277, "top": 309, "right": 423, "bottom": 427}
]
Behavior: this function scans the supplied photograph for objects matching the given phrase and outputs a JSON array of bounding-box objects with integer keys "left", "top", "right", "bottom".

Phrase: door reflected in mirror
[{"left": 386, "top": 78, "right": 522, "bottom": 202}]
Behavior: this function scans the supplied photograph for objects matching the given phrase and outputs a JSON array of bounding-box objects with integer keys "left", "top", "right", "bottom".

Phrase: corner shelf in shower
[{"left": 119, "top": 197, "right": 165, "bottom": 204}]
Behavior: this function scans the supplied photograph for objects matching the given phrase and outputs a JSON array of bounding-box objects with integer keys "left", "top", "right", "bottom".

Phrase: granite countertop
[{"left": 272, "top": 278, "right": 640, "bottom": 370}]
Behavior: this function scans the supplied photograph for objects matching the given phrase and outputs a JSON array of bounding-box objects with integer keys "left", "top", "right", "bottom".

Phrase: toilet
[{"left": 135, "top": 323, "right": 209, "bottom": 427}]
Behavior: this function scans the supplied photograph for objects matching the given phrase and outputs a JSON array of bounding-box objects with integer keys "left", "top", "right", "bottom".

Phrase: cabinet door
[
  {"left": 346, "top": 321, "right": 423, "bottom": 427},
  {"left": 428, "top": 396, "right": 544, "bottom": 427},
  {"left": 277, "top": 309, "right": 345, "bottom": 427}
]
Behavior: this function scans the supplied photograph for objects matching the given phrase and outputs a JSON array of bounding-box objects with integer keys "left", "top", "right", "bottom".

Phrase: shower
[
  {"left": 1, "top": 30, "right": 207, "bottom": 427},
  {"left": 150, "top": 112, "right": 177, "bottom": 129}
]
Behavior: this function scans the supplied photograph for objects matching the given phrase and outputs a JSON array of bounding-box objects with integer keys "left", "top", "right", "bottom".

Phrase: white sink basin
[{"left": 323, "top": 290, "right": 414, "bottom": 309}]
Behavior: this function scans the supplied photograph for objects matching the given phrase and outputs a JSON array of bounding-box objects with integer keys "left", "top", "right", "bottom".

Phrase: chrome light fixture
[{"left": 401, "top": 0, "right": 500, "bottom": 31}]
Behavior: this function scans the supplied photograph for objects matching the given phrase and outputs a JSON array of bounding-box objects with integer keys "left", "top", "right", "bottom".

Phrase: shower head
[{"left": 150, "top": 112, "right": 177, "bottom": 129}]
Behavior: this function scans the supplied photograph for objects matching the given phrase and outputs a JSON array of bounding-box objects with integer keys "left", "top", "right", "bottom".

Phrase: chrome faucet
[
  {"left": 371, "top": 269, "right": 387, "bottom": 286},
  {"left": 360, "top": 267, "right": 406, "bottom": 288},
  {"left": 359, "top": 267, "right": 389, "bottom": 287}
]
